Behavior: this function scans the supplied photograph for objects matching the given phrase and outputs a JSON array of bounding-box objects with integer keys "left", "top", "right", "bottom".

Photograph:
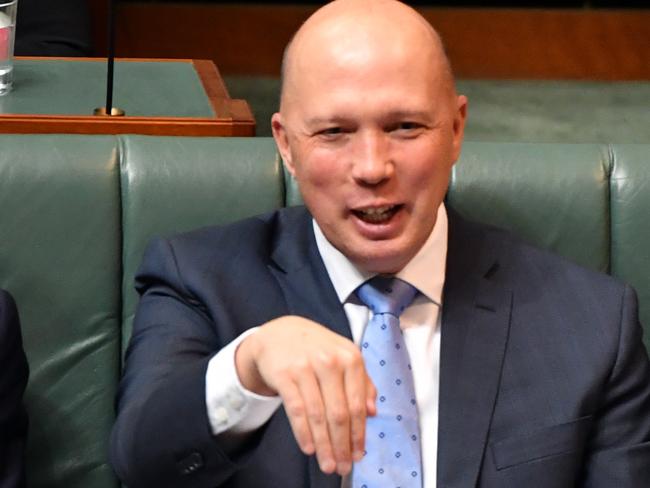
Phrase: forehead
[
  {"left": 281, "top": 12, "right": 452, "bottom": 117},
  {"left": 284, "top": 41, "right": 449, "bottom": 122}
]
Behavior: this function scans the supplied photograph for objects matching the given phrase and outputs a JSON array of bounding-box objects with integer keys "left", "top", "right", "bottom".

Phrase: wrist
[{"left": 235, "top": 330, "right": 276, "bottom": 397}]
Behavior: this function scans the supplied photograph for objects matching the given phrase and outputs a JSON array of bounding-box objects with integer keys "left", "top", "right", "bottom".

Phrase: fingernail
[
  {"left": 353, "top": 450, "right": 364, "bottom": 461},
  {"left": 320, "top": 459, "right": 335, "bottom": 473}
]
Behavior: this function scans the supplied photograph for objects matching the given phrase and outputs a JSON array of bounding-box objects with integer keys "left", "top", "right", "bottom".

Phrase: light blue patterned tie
[{"left": 352, "top": 276, "right": 422, "bottom": 488}]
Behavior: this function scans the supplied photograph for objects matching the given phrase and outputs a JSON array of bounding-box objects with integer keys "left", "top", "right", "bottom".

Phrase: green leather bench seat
[
  {"left": 0, "top": 134, "right": 648, "bottom": 488},
  {"left": 0, "top": 136, "right": 121, "bottom": 487},
  {"left": 610, "top": 145, "right": 650, "bottom": 353},
  {"left": 120, "top": 136, "right": 284, "bottom": 352}
]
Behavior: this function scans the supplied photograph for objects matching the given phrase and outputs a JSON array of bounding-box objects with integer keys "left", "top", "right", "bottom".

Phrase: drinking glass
[{"left": 0, "top": 0, "right": 18, "bottom": 95}]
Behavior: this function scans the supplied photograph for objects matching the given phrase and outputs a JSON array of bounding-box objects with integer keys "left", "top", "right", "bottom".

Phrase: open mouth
[{"left": 352, "top": 205, "right": 402, "bottom": 224}]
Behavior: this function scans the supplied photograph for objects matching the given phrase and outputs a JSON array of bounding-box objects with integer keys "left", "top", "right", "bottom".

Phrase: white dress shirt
[{"left": 205, "top": 204, "right": 448, "bottom": 488}]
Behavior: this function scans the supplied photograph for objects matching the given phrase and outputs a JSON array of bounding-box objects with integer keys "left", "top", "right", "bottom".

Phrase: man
[
  {"left": 0, "top": 289, "right": 29, "bottom": 488},
  {"left": 110, "top": 1, "right": 650, "bottom": 487}
]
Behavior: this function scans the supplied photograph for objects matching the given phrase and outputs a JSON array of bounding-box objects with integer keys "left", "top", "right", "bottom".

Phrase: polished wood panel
[
  {"left": 0, "top": 114, "right": 254, "bottom": 136},
  {"left": 93, "top": 4, "right": 649, "bottom": 80},
  {"left": 431, "top": 8, "right": 650, "bottom": 80}
]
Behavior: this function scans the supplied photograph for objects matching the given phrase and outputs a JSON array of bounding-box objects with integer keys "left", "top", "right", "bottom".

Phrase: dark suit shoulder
[
  {"left": 459, "top": 220, "right": 650, "bottom": 484},
  {"left": 449, "top": 213, "right": 631, "bottom": 357},
  {"left": 134, "top": 207, "right": 312, "bottom": 333},
  {"left": 451, "top": 214, "right": 624, "bottom": 295},
  {"left": 160, "top": 206, "right": 309, "bottom": 265},
  {"left": 490, "top": 224, "right": 623, "bottom": 295},
  {"left": 479, "top": 220, "right": 639, "bottom": 375}
]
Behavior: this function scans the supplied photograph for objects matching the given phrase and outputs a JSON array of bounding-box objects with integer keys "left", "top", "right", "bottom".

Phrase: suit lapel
[
  {"left": 437, "top": 212, "right": 513, "bottom": 488},
  {"left": 266, "top": 208, "right": 512, "bottom": 488},
  {"left": 268, "top": 207, "right": 348, "bottom": 488},
  {"left": 268, "top": 207, "right": 352, "bottom": 340}
]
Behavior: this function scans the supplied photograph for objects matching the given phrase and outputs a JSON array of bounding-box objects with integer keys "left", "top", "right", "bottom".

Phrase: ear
[
  {"left": 271, "top": 112, "right": 296, "bottom": 177},
  {"left": 451, "top": 94, "right": 468, "bottom": 162}
]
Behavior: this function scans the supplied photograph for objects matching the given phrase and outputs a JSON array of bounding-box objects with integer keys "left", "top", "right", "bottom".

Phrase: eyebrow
[
  {"left": 304, "top": 116, "right": 351, "bottom": 128},
  {"left": 383, "top": 110, "right": 433, "bottom": 122},
  {"left": 305, "top": 111, "right": 433, "bottom": 128}
]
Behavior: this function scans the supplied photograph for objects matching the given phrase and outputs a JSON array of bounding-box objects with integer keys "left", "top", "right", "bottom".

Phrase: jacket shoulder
[
  {"left": 134, "top": 206, "right": 311, "bottom": 304},
  {"left": 144, "top": 206, "right": 308, "bottom": 267},
  {"left": 451, "top": 213, "right": 624, "bottom": 294}
]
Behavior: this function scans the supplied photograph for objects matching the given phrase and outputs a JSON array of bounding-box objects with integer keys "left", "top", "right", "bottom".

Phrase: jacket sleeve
[{"left": 109, "top": 238, "right": 270, "bottom": 488}]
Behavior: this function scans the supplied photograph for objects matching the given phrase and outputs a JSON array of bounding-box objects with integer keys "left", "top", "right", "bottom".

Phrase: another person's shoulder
[
  {"left": 0, "top": 287, "right": 15, "bottom": 305},
  {"left": 0, "top": 288, "right": 29, "bottom": 487},
  {"left": 0, "top": 289, "right": 27, "bottom": 355},
  {"left": 0, "top": 288, "right": 19, "bottom": 329},
  {"left": 0, "top": 287, "right": 28, "bottom": 361}
]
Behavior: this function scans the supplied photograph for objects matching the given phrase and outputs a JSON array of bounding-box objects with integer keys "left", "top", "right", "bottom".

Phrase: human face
[{"left": 273, "top": 39, "right": 466, "bottom": 274}]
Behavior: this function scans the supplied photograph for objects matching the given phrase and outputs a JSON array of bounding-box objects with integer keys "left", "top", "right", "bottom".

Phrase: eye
[
  {"left": 320, "top": 127, "right": 342, "bottom": 136},
  {"left": 396, "top": 122, "right": 423, "bottom": 131},
  {"left": 314, "top": 126, "right": 348, "bottom": 141},
  {"left": 389, "top": 121, "right": 425, "bottom": 138}
]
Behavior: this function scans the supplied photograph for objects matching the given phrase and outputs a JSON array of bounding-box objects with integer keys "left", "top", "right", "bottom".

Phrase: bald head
[
  {"left": 279, "top": 0, "right": 455, "bottom": 111},
  {"left": 270, "top": 0, "right": 467, "bottom": 274}
]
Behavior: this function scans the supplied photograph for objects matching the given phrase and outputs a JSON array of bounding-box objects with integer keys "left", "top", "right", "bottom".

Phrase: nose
[{"left": 351, "top": 130, "right": 393, "bottom": 185}]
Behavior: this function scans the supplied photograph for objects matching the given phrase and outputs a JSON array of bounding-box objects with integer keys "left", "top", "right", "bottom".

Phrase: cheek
[
  {"left": 401, "top": 151, "right": 447, "bottom": 184},
  {"left": 400, "top": 149, "right": 454, "bottom": 202},
  {"left": 294, "top": 148, "right": 346, "bottom": 190}
]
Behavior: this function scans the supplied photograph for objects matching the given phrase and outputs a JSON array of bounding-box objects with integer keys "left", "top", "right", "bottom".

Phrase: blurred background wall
[{"left": 84, "top": 1, "right": 649, "bottom": 139}]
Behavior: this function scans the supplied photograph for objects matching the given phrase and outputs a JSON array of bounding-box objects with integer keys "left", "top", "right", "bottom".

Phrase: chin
[{"left": 349, "top": 245, "right": 412, "bottom": 275}]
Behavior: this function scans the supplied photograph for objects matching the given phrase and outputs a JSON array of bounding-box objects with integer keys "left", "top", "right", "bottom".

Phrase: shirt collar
[{"left": 313, "top": 203, "right": 448, "bottom": 306}]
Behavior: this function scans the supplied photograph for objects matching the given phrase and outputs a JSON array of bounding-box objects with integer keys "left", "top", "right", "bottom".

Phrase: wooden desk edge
[
  {"left": 0, "top": 114, "right": 255, "bottom": 136},
  {"left": 4, "top": 57, "right": 256, "bottom": 136}
]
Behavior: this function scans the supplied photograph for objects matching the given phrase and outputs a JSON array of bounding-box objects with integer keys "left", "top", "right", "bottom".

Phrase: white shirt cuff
[{"left": 205, "top": 327, "right": 283, "bottom": 436}]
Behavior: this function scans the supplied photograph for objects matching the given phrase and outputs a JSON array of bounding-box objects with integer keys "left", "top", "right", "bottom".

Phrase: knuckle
[
  {"left": 290, "top": 359, "right": 311, "bottom": 378},
  {"left": 285, "top": 400, "right": 306, "bottom": 420},
  {"left": 340, "top": 349, "right": 362, "bottom": 368},
  {"left": 348, "top": 402, "right": 365, "bottom": 419},
  {"left": 330, "top": 408, "right": 350, "bottom": 426},
  {"left": 334, "top": 448, "right": 350, "bottom": 462},
  {"left": 316, "top": 351, "right": 338, "bottom": 369},
  {"left": 308, "top": 409, "right": 326, "bottom": 426}
]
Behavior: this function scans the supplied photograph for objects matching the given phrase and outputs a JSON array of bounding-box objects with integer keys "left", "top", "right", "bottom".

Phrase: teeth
[
  {"left": 359, "top": 206, "right": 392, "bottom": 216},
  {"left": 356, "top": 205, "right": 397, "bottom": 223}
]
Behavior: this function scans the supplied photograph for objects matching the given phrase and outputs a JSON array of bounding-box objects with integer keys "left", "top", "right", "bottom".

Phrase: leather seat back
[
  {"left": 119, "top": 136, "right": 285, "bottom": 353},
  {"left": 0, "top": 134, "right": 121, "bottom": 488}
]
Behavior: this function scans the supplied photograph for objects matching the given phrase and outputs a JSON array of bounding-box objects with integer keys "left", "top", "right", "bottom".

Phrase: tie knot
[{"left": 355, "top": 276, "right": 418, "bottom": 317}]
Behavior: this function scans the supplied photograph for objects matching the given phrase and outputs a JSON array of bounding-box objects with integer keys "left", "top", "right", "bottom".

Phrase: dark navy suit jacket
[
  {"left": 0, "top": 290, "right": 28, "bottom": 488},
  {"left": 111, "top": 206, "right": 650, "bottom": 487}
]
